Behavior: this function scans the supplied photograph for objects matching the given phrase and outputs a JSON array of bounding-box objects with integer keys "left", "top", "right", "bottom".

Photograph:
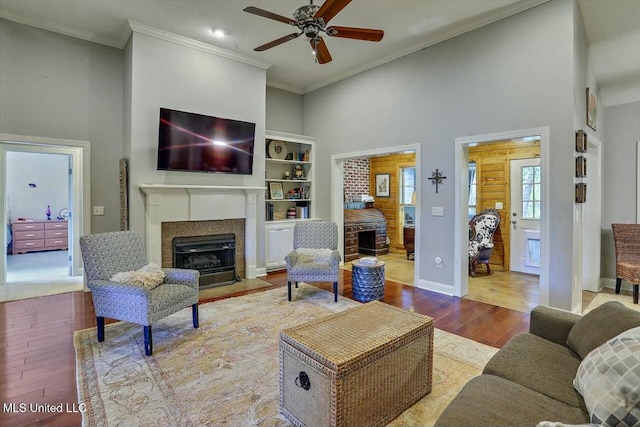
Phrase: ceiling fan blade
[
  {"left": 326, "top": 26, "right": 384, "bottom": 42},
  {"left": 243, "top": 6, "right": 296, "bottom": 26},
  {"left": 314, "top": 0, "right": 352, "bottom": 25},
  {"left": 254, "top": 32, "right": 301, "bottom": 51},
  {"left": 311, "top": 37, "right": 332, "bottom": 64}
]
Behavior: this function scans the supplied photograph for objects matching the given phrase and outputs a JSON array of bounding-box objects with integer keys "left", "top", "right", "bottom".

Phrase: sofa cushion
[
  {"left": 483, "top": 333, "right": 584, "bottom": 409},
  {"left": 434, "top": 375, "right": 590, "bottom": 427},
  {"left": 567, "top": 301, "right": 640, "bottom": 360},
  {"left": 574, "top": 326, "right": 640, "bottom": 427}
]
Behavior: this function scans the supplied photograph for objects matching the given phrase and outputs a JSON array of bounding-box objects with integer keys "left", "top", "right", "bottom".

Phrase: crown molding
[
  {"left": 0, "top": 11, "right": 123, "bottom": 49},
  {"left": 128, "top": 21, "right": 271, "bottom": 70}
]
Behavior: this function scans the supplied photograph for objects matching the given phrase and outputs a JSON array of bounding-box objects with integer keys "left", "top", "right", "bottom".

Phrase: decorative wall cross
[{"left": 428, "top": 169, "right": 447, "bottom": 193}]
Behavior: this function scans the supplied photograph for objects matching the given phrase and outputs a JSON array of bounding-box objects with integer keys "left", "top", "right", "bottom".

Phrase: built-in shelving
[{"left": 265, "top": 131, "right": 315, "bottom": 223}]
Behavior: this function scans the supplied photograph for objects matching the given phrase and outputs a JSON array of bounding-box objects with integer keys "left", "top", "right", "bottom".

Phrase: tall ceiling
[{"left": 1, "top": 0, "right": 638, "bottom": 106}]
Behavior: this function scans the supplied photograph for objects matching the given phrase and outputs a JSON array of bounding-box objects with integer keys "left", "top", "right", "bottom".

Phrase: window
[
  {"left": 468, "top": 162, "right": 477, "bottom": 220},
  {"left": 400, "top": 166, "right": 416, "bottom": 226},
  {"left": 521, "top": 165, "right": 541, "bottom": 219}
]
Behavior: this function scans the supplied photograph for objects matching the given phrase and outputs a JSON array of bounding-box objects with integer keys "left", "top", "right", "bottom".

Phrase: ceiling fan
[{"left": 243, "top": 0, "right": 383, "bottom": 64}]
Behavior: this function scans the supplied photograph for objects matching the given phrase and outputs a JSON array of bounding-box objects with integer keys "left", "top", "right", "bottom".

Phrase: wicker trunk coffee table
[{"left": 279, "top": 301, "right": 434, "bottom": 427}]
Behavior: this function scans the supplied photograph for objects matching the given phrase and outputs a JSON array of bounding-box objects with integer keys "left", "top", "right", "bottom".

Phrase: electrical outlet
[
  {"left": 432, "top": 207, "right": 444, "bottom": 216},
  {"left": 495, "top": 202, "right": 503, "bottom": 209},
  {"left": 93, "top": 206, "right": 104, "bottom": 216}
]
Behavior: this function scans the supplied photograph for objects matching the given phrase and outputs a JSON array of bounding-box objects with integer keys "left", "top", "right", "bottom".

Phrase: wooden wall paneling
[{"left": 369, "top": 153, "right": 416, "bottom": 250}]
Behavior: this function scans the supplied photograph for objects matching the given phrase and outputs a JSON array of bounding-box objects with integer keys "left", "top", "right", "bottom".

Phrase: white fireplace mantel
[{"left": 139, "top": 184, "right": 266, "bottom": 278}]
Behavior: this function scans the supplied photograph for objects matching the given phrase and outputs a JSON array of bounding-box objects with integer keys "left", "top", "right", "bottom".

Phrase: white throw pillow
[
  {"left": 296, "top": 248, "right": 333, "bottom": 264},
  {"left": 573, "top": 326, "right": 640, "bottom": 427},
  {"left": 110, "top": 263, "right": 165, "bottom": 290}
]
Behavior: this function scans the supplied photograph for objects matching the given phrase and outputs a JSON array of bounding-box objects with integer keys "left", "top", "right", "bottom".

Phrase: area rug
[{"left": 74, "top": 284, "right": 497, "bottom": 426}]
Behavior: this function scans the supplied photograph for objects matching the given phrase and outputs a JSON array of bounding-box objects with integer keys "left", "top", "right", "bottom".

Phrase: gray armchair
[
  {"left": 79, "top": 231, "right": 199, "bottom": 356},
  {"left": 285, "top": 222, "right": 341, "bottom": 302}
]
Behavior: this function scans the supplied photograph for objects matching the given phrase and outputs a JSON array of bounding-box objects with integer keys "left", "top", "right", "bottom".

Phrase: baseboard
[
  {"left": 247, "top": 265, "right": 261, "bottom": 279},
  {"left": 416, "top": 279, "right": 454, "bottom": 296},
  {"left": 600, "top": 277, "right": 635, "bottom": 292},
  {"left": 255, "top": 267, "right": 267, "bottom": 277}
]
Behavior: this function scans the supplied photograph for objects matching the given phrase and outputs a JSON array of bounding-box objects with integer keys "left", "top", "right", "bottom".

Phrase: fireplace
[
  {"left": 173, "top": 234, "right": 237, "bottom": 288},
  {"left": 358, "top": 230, "right": 377, "bottom": 255}
]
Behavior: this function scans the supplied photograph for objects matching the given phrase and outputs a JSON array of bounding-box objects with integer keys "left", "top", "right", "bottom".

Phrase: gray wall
[
  {"left": 6, "top": 152, "right": 69, "bottom": 220},
  {"left": 266, "top": 87, "right": 303, "bottom": 134},
  {"left": 0, "top": 19, "right": 123, "bottom": 234},
  {"left": 602, "top": 101, "right": 640, "bottom": 279},
  {"left": 303, "top": 0, "right": 579, "bottom": 309}
]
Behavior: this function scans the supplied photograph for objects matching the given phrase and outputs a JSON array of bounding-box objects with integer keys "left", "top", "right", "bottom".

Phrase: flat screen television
[{"left": 157, "top": 108, "right": 255, "bottom": 175}]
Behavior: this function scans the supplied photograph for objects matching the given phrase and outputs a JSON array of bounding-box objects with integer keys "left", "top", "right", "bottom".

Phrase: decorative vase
[{"left": 46, "top": 205, "right": 51, "bottom": 220}]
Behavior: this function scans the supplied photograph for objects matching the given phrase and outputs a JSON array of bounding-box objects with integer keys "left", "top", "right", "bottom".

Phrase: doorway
[
  {"left": 1, "top": 133, "right": 91, "bottom": 300},
  {"left": 455, "top": 128, "right": 550, "bottom": 308},
  {"left": 331, "top": 144, "right": 421, "bottom": 287},
  {"left": 510, "top": 157, "right": 541, "bottom": 276}
]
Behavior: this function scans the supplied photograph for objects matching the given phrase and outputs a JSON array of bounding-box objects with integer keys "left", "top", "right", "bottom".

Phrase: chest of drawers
[{"left": 11, "top": 220, "right": 68, "bottom": 254}]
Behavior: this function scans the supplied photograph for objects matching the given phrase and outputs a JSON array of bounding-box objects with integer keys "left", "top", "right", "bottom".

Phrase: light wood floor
[{"left": 347, "top": 252, "right": 598, "bottom": 313}]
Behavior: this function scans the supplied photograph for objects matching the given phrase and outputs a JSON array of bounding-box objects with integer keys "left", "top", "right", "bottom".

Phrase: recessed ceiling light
[{"left": 211, "top": 28, "right": 227, "bottom": 38}]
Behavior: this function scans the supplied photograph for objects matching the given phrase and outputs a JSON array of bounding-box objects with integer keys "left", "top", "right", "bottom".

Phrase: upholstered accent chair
[
  {"left": 79, "top": 231, "right": 200, "bottom": 355},
  {"left": 469, "top": 209, "right": 501, "bottom": 277},
  {"left": 612, "top": 223, "right": 640, "bottom": 304},
  {"left": 285, "top": 222, "right": 341, "bottom": 302}
]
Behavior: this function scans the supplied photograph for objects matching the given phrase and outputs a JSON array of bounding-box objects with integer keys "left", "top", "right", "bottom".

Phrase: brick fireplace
[{"left": 138, "top": 184, "right": 264, "bottom": 280}]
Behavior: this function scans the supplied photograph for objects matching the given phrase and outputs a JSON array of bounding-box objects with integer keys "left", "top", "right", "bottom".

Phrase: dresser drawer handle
[
  {"left": 54, "top": 240, "right": 63, "bottom": 244},
  {"left": 25, "top": 225, "right": 35, "bottom": 229},
  {"left": 53, "top": 225, "right": 63, "bottom": 228},
  {"left": 54, "top": 232, "right": 63, "bottom": 236},
  {"left": 26, "top": 234, "right": 35, "bottom": 237},
  {"left": 25, "top": 243, "right": 35, "bottom": 246}
]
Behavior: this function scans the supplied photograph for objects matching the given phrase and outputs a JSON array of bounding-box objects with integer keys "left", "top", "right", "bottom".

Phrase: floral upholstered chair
[
  {"left": 469, "top": 209, "right": 501, "bottom": 277},
  {"left": 285, "top": 222, "right": 341, "bottom": 302},
  {"left": 79, "top": 231, "right": 200, "bottom": 356}
]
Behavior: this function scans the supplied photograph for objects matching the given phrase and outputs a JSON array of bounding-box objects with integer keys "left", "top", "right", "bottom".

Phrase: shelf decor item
[
  {"left": 575, "top": 130, "right": 587, "bottom": 153},
  {"left": 375, "top": 173, "right": 390, "bottom": 197},
  {"left": 586, "top": 88, "right": 597, "bottom": 131},
  {"left": 268, "top": 140, "right": 288, "bottom": 160},
  {"left": 269, "top": 182, "right": 284, "bottom": 200}
]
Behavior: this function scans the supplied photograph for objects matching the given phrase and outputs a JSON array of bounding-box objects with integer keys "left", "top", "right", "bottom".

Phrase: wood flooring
[{"left": 1, "top": 270, "right": 530, "bottom": 427}]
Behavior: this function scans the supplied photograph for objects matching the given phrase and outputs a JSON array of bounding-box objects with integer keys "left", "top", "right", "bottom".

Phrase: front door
[{"left": 509, "top": 158, "right": 541, "bottom": 275}]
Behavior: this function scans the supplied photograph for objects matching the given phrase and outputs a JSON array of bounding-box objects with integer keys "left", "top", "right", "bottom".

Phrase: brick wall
[{"left": 343, "top": 158, "right": 370, "bottom": 201}]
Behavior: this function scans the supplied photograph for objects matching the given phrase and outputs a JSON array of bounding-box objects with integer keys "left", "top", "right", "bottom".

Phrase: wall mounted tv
[{"left": 157, "top": 108, "right": 256, "bottom": 175}]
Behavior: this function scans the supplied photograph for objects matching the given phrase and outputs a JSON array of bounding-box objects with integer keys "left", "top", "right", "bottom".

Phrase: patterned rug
[{"left": 74, "top": 284, "right": 497, "bottom": 426}]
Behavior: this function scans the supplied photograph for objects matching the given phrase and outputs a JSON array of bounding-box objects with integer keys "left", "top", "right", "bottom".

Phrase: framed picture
[
  {"left": 575, "top": 183, "right": 587, "bottom": 203},
  {"left": 586, "top": 88, "right": 597, "bottom": 131},
  {"left": 268, "top": 182, "right": 284, "bottom": 200},
  {"left": 375, "top": 173, "right": 390, "bottom": 197},
  {"left": 575, "top": 130, "right": 587, "bottom": 153},
  {"left": 575, "top": 156, "right": 587, "bottom": 178}
]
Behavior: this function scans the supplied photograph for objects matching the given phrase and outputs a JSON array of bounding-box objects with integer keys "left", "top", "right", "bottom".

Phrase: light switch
[
  {"left": 93, "top": 206, "right": 104, "bottom": 216},
  {"left": 495, "top": 202, "right": 503, "bottom": 210},
  {"left": 432, "top": 207, "right": 444, "bottom": 216}
]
